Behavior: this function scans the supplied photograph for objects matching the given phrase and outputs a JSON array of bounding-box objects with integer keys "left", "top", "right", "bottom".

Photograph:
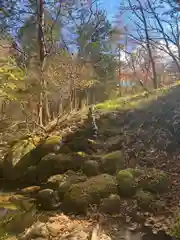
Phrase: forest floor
[
  {"left": 96, "top": 85, "right": 180, "bottom": 216},
  {"left": 1, "top": 84, "right": 180, "bottom": 239}
]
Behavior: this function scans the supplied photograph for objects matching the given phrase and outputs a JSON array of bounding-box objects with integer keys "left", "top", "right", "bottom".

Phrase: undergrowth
[{"left": 95, "top": 81, "right": 180, "bottom": 111}]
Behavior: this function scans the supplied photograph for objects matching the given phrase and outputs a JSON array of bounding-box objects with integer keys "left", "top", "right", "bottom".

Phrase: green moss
[
  {"left": 140, "top": 168, "right": 169, "bottom": 193},
  {"left": 95, "top": 98, "right": 144, "bottom": 111},
  {"left": 0, "top": 195, "right": 36, "bottom": 239},
  {"left": 77, "top": 152, "right": 87, "bottom": 157},
  {"left": 3, "top": 139, "right": 36, "bottom": 181},
  {"left": 136, "top": 189, "right": 154, "bottom": 209},
  {"left": 95, "top": 85, "right": 171, "bottom": 112},
  {"left": 0, "top": 194, "right": 34, "bottom": 212},
  {"left": 103, "top": 151, "right": 122, "bottom": 160},
  {"left": 36, "top": 189, "right": 59, "bottom": 210},
  {"left": 169, "top": 213, "right": 180, "bottom": 239},
  {"left": 95, "top": 99, "right": 122, "bottom": 110},
  {"left": 0, "top": 202, "right": 17, "bottom": 210},
  {"left": 63, "top": 184, "right": 90, "bottom": 213},
  {"left": 11, "top": 140, "right": 35, "bottom": 164},
  {"left": 64, "top": 170, "right": 87, "bottom": 184},
  {"left": 63, "top": 174, "right": 118, "bottom": 213},
  {"left": 36, "top": 153, "right": 86, "bottom": 183},
  {"left": 46, "top": 174, "right": 65, "bottom": 189},
  {"left": 116, "top": 169, "right": 136, "bottom": 197},
  {"left": 82, "top": 160, "right": 99, "bottom": 176},
  {"left": 46, "top": 172, "right": 87, "bottom": 199},
  {"left": 43, "top": 136, "right": 62, "bottom": 145},
  {"left": 85, "top": 174, "right": 118, "bottom": 201},
  {"left": 101, "top": 151, "right": 124, "bottom": 174},
  {"left": 125, "top": 168, "right": 144, "bottom": 177},
  {"left": 36, "top": 154, "right": 69, "bottom": 181}
]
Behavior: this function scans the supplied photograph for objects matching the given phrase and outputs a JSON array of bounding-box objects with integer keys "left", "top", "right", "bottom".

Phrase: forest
[{"left": 0, "top": 0, "right": 180, "bottom": 239}]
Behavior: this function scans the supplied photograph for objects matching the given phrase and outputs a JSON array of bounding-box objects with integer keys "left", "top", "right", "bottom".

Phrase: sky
[
  {"left": 10, "top": 0, "right": 179, "bottom": 66},
  {"left": 96, "top": 0, "right": 179, "bottom": 68},
  {"left": 99, "top": 0, "right": 120, "bottom": 22}
]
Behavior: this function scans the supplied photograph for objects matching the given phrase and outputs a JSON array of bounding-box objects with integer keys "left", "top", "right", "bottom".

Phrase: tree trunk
[
  {"left": 118, "top": 45, "right": 122, "bottom": 95},
  {"left": 37, "top": 0, "right": 50, "bottom": 126},
  {"left": 138, "top": 1, "right": 158, "bottom": 89}
]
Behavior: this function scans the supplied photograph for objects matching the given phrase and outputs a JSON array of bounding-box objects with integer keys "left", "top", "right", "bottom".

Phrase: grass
[
  {"left": 95, "top": 93, "right": 159, "bottom": 111},
  {"left": 95, "top": 81, "right": 180, "bottom": 111}
]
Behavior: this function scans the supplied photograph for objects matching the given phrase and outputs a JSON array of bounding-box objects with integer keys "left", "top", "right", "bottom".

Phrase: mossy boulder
[
  {"left": 99, "top": 194, "right": 121, "bottom": 214},
  {"left": 46, "top": 174, "right": 68, "bottom": 190},
  {"left": 2, "top": 138, "right": 37, "bottom": 181},
  {"left": 64, "top": 170, "right": 88, "bottom": 183},
  {"left": 35, "top": 135, "right": 63, "bottom": 159},
  {"left": 63, "top": 174, "right": 118, "bottom": 213},
  {"left": 136, "top": 189, "right": 154, "bottom": 209},
  {"left": 127, "top": 168, "right": 144, "bottom": 177},
  {"left": 82, "top": 160, "right": 99, "bottom": 176},
  {"left": 2, "top": 135, "right": 65, "bottom": 182},
  {"left": 139, "top": 168, "right": 169, "bottom": 193},
  {"left": 61, "top": 132, "right": 98, "bottom": 154},
  {"left": 36, "top": 189, "right": 60, "bottom": 210},
  {"left": 24, "top": 166, "right": 38, "bottom": 185},
  {"left": 45, "top": 172, "right": 87, "bottom": 199},
  {"left": 101, "top": 151, "right": 124, "bottom": 174},
  {"left": 116, "top": 169, "right": 137, "bottom": 197},
  {"left": 35, "top": 153, "right": 85, "bottom": 182},
  {"left": 42, "top": 135, "right": 62, "bottom": 149},
  {"left": 35, "top": 153, "right": 65, "bottom": 182}
]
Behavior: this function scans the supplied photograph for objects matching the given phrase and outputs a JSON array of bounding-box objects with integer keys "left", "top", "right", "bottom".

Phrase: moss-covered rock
[
  {"left": 43, "top": 136, "right": 61, "bottom": 145},
  {"left": 82, "top": 160, "right": 99, "bottom": 176},
  {"left": 63, "top": 174, "right": 118, "bottom": 213},
  {"left": 60, "top": 132, "right": 98, "bottom": 154},
  {"left": 116, "top": 169, "right": 137, "bottom": 197},
  {"left": 36, "top": 189, "right": 60, "bottom": 210},
  {"left": 64, "top": 170, "right": 87, "bottom": 183},
  {"left": 46, "top": 174, "right": 67, "bottom": 189},
  {"left": 35, "top": 135, "right": 63, "bottom": 159},
  {"left": 127, "top": 168, "right": 144, "bottom": 177},
  {"left": 35, "top": 153, "right": 64, "bottom": 182},
  {"left": 101, "top": 151, "right": 124, "bottom": 174},
  {"left": 139, "top": 168, "right": 169, "bottom": 193},
  {"left": 99, "top": 194, "right": 121, "bottom": 214},
  {"left": 2, "top": 135, "right": 65, "bottom": 182},
  {"left": 35, "top": 153, "right": 85, "bottom": 182},
  {"left": 45, "top": 172, "right": 87, "bottom": 199},
  {"left": 23, "top": 166, "right": 38, "bottom": 185},
  {"left": 136, "top": 189, "right": 154, "bottom": 209},
  {"left": 2, "top": 138, "right": 37, "bottom": 181},
  {"left": 41, "top": 135, "right": 62, "bottom": 150}
]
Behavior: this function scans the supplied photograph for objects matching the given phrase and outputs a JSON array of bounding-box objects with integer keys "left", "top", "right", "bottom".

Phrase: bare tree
[
  {"left": 145, "top": 0, "right": 180, "bottom": 72},
  {"left": 119, "top": 0, "right": 158, "bottom": 89}
]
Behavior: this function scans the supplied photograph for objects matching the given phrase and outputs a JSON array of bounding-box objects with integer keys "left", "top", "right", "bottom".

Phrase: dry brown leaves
[{"left": 20, "top": 213, "right": 112, "bottom": 240}]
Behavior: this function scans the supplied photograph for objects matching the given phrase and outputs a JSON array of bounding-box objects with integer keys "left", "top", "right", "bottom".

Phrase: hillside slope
[{"left": 1, "top": 84, "right": 180, "bottom": 239}]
